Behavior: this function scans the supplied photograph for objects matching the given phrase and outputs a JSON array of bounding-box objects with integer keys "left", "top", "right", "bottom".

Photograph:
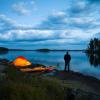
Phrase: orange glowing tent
[{"left": 13, "top": 56, "right": 32, "bottom": 67}]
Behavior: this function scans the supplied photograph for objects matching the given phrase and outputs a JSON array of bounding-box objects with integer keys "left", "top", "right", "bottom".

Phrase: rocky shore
[{"left": 54, "top": 71, "right": 100, "bottom": 95}]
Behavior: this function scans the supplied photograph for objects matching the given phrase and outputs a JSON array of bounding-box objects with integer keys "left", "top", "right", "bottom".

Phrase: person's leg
[
  {"left": 64, "top": 62, "right": 67, "bottom": 71},
  {"left": 68, "top": 62, "right": 70, "bottom": 72}
]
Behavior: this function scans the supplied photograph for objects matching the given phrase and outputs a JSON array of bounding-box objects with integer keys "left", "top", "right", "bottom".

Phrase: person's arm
[
  {"left": 69, "top": 55, "right": 71, "bottom": 60},
  {"left": 64, "top": 55, "right": 66, "bottom": 60}
]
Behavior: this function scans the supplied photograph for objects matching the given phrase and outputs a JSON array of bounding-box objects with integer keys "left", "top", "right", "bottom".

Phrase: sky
[{"left": 0, "top": 0, "right": 100, "bottom": 50}]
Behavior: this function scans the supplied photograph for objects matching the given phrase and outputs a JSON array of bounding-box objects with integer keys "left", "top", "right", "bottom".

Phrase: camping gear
[
  {"left": 13, "top": 56, "right": 32, "bottom": 67},
  {"left": 12, "top": 56, "right": 55, "bottom": 72},
  {"left": 20, "top": 66, "right": 54, "bottom": 72}
]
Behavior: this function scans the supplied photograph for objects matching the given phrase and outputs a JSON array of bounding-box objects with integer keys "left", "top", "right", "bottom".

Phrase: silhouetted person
[{"left": 64, "top": 51, "right": 71, "bottom": 71}]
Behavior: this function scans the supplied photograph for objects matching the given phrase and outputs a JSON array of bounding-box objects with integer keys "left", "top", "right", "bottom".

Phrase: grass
[
  {"left": 0, "top": 66, "right": 65, "bottom": 100},
  {"left": 0, "top": 65, "right": 100, "bottom": 100}
]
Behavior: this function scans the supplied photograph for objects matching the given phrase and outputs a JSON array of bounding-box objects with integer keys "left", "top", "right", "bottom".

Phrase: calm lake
[{"left": 0, "top": 51, "right": 100, "bottom": 79}]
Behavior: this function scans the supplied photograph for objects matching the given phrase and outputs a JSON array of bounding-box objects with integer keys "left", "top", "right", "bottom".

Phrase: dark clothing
[
  {"left": 64, "top": 54, "right": 71, "bottom": 62},
  {"left": 64, "top": 54, "right": 71, "bottom": 71}
]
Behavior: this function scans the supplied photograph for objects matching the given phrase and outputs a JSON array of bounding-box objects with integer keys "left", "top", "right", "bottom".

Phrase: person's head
[{"left": 66, "top": 51, "right": 69, "bottom": 55}]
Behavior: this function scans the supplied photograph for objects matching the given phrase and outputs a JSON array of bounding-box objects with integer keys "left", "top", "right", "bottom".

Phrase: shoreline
[{"left": 54, "top": 71, "right": 100, "bottom": 95}]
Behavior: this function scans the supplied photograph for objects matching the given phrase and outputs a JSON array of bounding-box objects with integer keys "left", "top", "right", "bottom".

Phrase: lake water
[{"left": 0, "top": 51, "right": 100, "bottom": 79}]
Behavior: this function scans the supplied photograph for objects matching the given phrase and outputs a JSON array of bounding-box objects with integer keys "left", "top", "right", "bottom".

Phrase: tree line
[{"left": 87, "top": 38, "right": 100, "bottom": 55}]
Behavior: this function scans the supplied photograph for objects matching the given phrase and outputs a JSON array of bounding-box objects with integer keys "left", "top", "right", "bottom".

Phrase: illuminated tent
[{"left": 13, "top": 56, "right": 32, "bottom": 67}]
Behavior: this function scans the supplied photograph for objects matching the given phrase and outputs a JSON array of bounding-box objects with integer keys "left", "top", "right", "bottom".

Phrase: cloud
[
  {"left": 0, "top": 14, "right": 16, "bottom": 33},
  {"left": 52, "top": 11, "right": 66, "bottom": 17},
  {"left": 0, "top": 14, "right": 16, "bottom": 25},
  {"left": 12, "top": 1, "right": 37, "bottom": 15},
  {"left": 12, "top": 2, "right": 30, "bottom": 15},
  {"left": 0, "top": 0, "right": 100, "bottom": 49},
  {"left": 0, "top": 11, "right": 98, "bottom": 48},
  {"left": 36, "top": 0, "right": 100, "bottom": 38},
  {"left": 88, "top": 0, "right": 100, "bottom": 4},
  {"left": 0, "top": 27, "right": 91, "bottom": 44}
]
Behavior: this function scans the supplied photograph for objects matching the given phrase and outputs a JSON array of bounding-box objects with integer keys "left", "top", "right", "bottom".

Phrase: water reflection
[
  {"left": 87, "top": 53, "right": 100, "bottom": 67},
  {"left": 0, "top": 51, "right": 8, "bottom": 55}
]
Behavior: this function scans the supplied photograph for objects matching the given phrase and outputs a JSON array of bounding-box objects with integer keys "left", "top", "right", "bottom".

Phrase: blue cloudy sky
[{"left": 0, "top": 0, "right": 100, "bottom": 50}]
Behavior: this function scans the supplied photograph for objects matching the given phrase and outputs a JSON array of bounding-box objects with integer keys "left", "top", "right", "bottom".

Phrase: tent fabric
[{"left": 13, "top": 56, "right": 31, "bottom": 67}]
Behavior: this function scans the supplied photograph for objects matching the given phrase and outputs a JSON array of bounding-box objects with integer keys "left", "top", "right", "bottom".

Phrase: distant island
[
  {"left": 36, "top": 49, "right": 50, "bottom": 52},
  {"left": 0, "top": 47, "right": 9, "bottom": 54},
  {"left": 0, "top": 47, "right": 8, "bottom": 51},
  {"left": 0, "top": 47, "right": 8, "bottom": 52},
  {"left": 0, "top": 47, "right": 86, "bottom": 52},
  {"left": 35, "top": 49, "right": 86, "bottom": 52}
]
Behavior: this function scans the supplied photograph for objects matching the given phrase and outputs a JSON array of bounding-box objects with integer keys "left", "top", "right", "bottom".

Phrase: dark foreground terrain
[{"left": 0, "top": 59, "right": 100, "bottom": 100}]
